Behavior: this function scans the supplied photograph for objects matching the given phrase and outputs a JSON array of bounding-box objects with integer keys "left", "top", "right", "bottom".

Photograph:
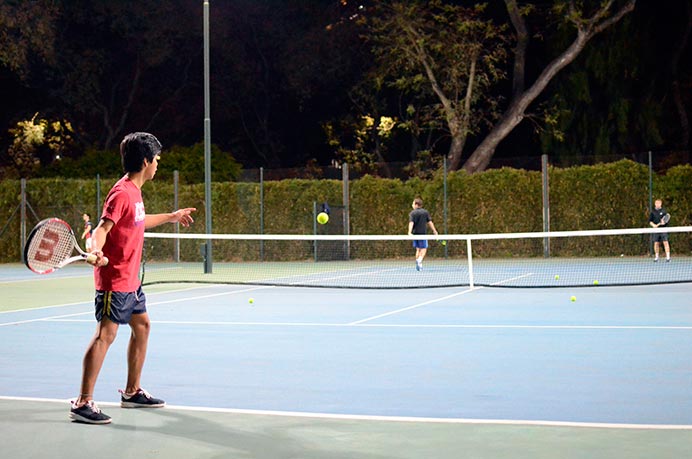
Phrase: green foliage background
[{"left": 1, "top": 160, "right": 690, "bottom": 262}]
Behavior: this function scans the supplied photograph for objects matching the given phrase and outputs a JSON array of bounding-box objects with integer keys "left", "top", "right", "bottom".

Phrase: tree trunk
[
  {"left": 447, "top": 132, "right": 466, "bottom": 171},
  {"left": 462, "top": 0, "right": 636, "bottom": 173},
  {"left": 505, "top": 0, "right": 528, "bottom": 100},
  {"left": 463, "top": 32, "right": 590, "bottom": 173}
]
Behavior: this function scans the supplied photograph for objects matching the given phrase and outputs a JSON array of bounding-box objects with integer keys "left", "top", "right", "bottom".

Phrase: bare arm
[
  {"left": 427, "top": 221, "right": 438, "bottom": 235},
  {"left": 145, "top": 207, "right": 197, "bottom": 229},
  {"left": 88, "top": 219, "right": 114, "bottom": 266},
  {"left": 408, "top": 221, "right": 414, "bottom": 235}
]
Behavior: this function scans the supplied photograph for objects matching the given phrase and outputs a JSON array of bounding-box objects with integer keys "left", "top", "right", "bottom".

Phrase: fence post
[
  {"left": 96, "top": 173, "right": 101, "bottom": 221},
  {"left": 342, "top": 163, "right": 350, "bottom": 259},
  {"left": 312, "top": 201, "right": 318, "bottom": 262},
  {"left": 542, "top": 154, "right": 550, "bottom": 257},
  {"left": 443, "top": 156, "right": 448, "bottom": 258},
  {"left": 260, "top": 167, "right": 264, "bottom": 261},
  {"left": 20, "top": 178, "right": 27, "bottom": 263},
  {"left": 648, "top": 151, "right": 654, "bottom": 256},
  {"left": 174, "top": 170, "right": 180, "bottom": 262}
]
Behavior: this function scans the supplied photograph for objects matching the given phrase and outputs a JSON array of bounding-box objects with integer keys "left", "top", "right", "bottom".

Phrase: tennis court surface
[{"left": 1, "top": 258, "right": 691, "bottom": 459}]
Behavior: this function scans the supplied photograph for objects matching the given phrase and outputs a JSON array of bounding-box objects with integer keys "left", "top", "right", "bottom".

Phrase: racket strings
[{"left": 26, "top": 220, "right": 76, "bottom": 271}]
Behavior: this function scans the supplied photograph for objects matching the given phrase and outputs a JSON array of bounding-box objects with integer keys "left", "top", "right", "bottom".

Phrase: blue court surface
[{"left": 1, "top": 264, "right": 691, "bottom": 458}]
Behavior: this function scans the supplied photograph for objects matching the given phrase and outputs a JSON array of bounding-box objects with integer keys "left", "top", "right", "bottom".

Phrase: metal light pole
[{"left": 203, "top": 0, "right": 213, "bottom": 273}]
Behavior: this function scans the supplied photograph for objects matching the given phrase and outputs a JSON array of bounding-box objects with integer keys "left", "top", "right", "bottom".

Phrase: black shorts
[
  {"left": 95, "top": 286, "right": 147, "bottom": 324},
  {"left": 653, "top": 233, "right": 669, "bottom": 243}
]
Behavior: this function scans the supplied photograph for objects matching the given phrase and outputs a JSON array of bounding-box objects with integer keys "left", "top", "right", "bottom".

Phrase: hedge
[{"left": 0, "top": 160, "right": 690, "bottom": 262}]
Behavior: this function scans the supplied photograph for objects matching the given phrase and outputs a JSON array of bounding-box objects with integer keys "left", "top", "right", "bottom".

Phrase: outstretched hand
[{"left": 173, "top": 208, "right": 197, "bottom": 227}]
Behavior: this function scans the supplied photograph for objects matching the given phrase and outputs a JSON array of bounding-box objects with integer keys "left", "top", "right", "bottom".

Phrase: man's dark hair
[{"left": 120, "top": 132, "right": 162, "bottom": 173}]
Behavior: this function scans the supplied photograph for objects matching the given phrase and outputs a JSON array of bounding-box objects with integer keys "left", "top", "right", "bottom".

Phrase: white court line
[
  {"left": 146, "top": 285, "right": 272, "bottom": 306},
  {"left": 0, "top": 395, "right": 690, "bottom": 430},
  {"left": 0, "top": 272, "right": 93, "bottom": 284},
  {"left": 0, "top": 285, "right": 272, "bottom": 327},
  {"left": 349, "top": 273, "right": 534, "bottom": 325},
  {"left": 0, "top": 311, "right": 93, "bottom": 327},
  {"left": 291, "top": 267, "right": 402, "bottom": 285},
  {"left": 349, "top": 288, "right": 478, "bottom": 325},
  {"left": 41, "top": 319, "right": 692, "bottom": 330},
  {"left": 0, "top": 284, "right": 237, "bottom": 315}
]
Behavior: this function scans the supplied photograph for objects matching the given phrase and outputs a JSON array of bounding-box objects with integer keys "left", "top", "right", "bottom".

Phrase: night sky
[{"left": 0, "top": 0, "right": 690, "bottom": 172}]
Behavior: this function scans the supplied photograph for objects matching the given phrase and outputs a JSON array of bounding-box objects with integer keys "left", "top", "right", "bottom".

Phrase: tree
[
  {"left": 47, "top": 0, "right": 200, "bottom": 150},
  {"left": 670, "top": 0, "right": 692, "bottom": 150},
  {"left": 5, "top": 113, "right": 75, "bottom": 178},
  {"left": 537, "top": 1, "right": 679, "bottom": 162},
  {"left": 323, "top": 114, "right": 398, "bottom": 175},
  {"left": 0, "top": 0, "right": 58, "bottom": 79},
  {"left": 463, "top": 0, "right": 637, "bottom": 173},
  {"left": 366, "top": 1, "right": 509, "bottom": 171}
]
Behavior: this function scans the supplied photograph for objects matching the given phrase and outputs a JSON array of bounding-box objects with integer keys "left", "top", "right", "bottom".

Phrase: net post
[
  {"left": 541, "top": 154, "right": 550, "bottom": 257},
  {"left": 466, "top": 238, "right": 474, "bottom": 288}
]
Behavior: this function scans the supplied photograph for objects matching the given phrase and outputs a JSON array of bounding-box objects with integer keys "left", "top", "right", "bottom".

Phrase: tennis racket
[
  {"left": 661, "top": 213, "right": 671, "bottom": 225},
  {"left": 24, "top": 218, "right": 108, "bottom": 274}
]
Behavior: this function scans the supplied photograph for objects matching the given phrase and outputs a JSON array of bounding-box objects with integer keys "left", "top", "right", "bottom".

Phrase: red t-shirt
[{"left": 94, "top": 176, "right": 146, "bottom": 292}]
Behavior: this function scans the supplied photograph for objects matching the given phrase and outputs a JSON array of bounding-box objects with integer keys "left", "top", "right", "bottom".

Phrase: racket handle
[{"left": 86, "top": 254, "right": 109, "bottom": 266}]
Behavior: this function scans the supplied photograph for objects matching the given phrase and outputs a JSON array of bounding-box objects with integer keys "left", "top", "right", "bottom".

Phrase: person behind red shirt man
[{"left": 69, "top": 132, "right": 196, "bottom": 424}]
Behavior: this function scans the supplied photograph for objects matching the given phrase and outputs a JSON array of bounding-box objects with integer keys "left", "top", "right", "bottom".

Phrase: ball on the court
[
  {"left": 554, "top": 275, "right": 560, "bottom": 280},
  {"left": 593, "top": 280, "right": 599, "bottom": 285},
  {"left": 248, "top": 298, "right": 254, "bottom": 304},
  {"left": 620, "top": 254, "right": 624, "bottom": 257},
  {"left": 317, "top": 212, "right": 329, "bottom": 224},
  {"left": 570, "top": 296, "right": 577, "bottom": 302}
]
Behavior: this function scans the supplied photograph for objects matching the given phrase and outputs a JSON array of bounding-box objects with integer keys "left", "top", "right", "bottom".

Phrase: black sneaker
[
  {"left": 70, "top": 400, "right": 111, "bottom": 424},
  {"left": 119, "top": 388, "right": 165, "bottom": 408}
]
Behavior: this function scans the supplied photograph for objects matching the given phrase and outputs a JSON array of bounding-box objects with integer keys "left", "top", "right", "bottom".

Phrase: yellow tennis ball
[
  {"left": 570, "top": 296, "right": 577, "bottom": 302},
  {"left": 593, "top": 280, "right": 599, "bottom": 285},
  {"left": 317, "top": 212, "right": 329, "bottom": 224},
  {"left": 554, "top": 275, "right": 560, "bottom": 280},
  {"left": 248, "top": 298, "right": 254, "bottom": 304}
]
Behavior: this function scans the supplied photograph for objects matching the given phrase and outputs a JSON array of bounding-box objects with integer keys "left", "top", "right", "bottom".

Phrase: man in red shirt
[{"left": 70, "top": 132, "right": 196, "bottom": 424}]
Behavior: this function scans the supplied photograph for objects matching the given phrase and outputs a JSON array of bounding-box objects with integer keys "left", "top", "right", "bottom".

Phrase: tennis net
[{"left": 141, "top": 226, "right": 692, "bottom": 288}]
